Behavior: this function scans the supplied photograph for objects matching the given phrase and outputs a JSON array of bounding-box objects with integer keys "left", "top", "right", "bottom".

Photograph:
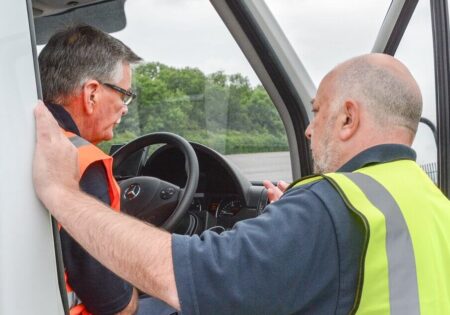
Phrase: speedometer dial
[{"left": 218, "top": 199, "right": 242, "bottom": 216}]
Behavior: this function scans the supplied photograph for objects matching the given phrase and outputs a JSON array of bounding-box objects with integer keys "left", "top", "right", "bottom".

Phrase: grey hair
[
  {"left": 332, "top": 56, "right": 423, "bottom": 134},
  {"left": 39, "top": 24, "right": 142, "bottom": 105}
]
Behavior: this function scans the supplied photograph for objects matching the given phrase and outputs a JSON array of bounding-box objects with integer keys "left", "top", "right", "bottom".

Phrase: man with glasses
[{"left": 39, "top": 25, "right": 142, "bottom": 315}]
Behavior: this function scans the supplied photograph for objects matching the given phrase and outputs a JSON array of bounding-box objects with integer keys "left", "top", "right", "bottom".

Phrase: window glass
[
  {"left": 264, "top": 0, "right": 437, "bottom": 180},
  {"left": 396, "top": 0, "right": 437, "bottom": 177},
  {"left": 103, "top": 0, "right": 291, "bottom": 182},
  {"left": 265, "top": 0, "right": 392, "bottom": 85}
]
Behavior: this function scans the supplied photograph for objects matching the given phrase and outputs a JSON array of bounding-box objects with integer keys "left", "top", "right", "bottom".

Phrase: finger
[
  {"left": 34, "top": 100, "right": 50, "bottom": 127},
  {"left": 34, "top": 101, "right": 46, "bottom": 136},
  {"left": 267, "top": 186, "right": 285, "bottom": 203},
  {"left": 34, "top": 100, "right": 60, "bottom": 140},
  {"left": 263, "top": 180, "right": 275, "bottom": 190},
  {"left": 266, "top": 188, "right": 277, "bottom": 203},
  {"left": 277, "top": 180, "right": 289, "bottom": 192},
  {"left": 273, "top": 188, "right": 283, "bottom": 200}
]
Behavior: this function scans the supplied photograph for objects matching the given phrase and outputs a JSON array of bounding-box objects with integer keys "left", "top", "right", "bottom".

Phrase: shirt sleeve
[
  {"left": 61, "top": 161, "right": 133, "bottom": 315},
  {"left": 172, "top": 186, "right": 340, "bottom": 315}
]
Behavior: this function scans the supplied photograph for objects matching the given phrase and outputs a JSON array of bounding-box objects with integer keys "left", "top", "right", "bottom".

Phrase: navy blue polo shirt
[
  {"left": 172, "top": 144, "right": 416, "bottom": 315},
  {"left": 47, "top": 103, "right": 133, "bottom": 315}
]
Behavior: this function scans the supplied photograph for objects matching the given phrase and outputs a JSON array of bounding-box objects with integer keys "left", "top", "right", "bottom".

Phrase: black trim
[
  {"left": 223, "top": 0, "right": 313, "bottom": 176},
  {"left": 27, "top": 0, "right": 42, "bottom": 99},
  {"left": 383, "top": 0, "right": 419, "bottom": 55},
  {"left": 430, "top": 0, "right": 450, "bottom": 197},
  {"left": 50, "top": 220, "right": 70, "bottom": 314},
  {"left": 34, "top": 0, "right": 119, "bottom": 19},
  {"left": 26, "top": 0, "right": 69, "bottom": 313},
  {"left": 419, "top": 117, "right": 438, "bottom": 145}
]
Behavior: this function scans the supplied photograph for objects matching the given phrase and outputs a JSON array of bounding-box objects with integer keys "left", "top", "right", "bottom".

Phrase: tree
[{"left": 99, "top": 62, "right": 288, "bottom": 155}]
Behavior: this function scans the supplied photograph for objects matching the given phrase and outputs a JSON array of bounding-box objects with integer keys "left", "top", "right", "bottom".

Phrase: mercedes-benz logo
[{"left": 124, "top": 184, "right": 141, "bottom": 200}]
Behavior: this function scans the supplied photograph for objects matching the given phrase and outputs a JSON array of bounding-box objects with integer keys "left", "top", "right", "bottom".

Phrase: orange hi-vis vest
[{"left": 64, "top": 131, "right": 121, "bottom": 315}]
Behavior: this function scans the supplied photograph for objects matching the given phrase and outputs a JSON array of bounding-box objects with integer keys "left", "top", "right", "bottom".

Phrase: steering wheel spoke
[{"left": 112, "top": 132, "right": 199, "bottom": 231}]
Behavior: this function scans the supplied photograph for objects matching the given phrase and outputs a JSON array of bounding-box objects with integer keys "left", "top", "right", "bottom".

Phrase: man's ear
[
  {"left": 339, "top": 99, "right": 360, "bottom": 141},
  {"left": 82, "top": 80, "right": 100, "bottom": 115}
]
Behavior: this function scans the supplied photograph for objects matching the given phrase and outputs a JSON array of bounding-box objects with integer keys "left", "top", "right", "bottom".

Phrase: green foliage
[
  {"left": 99, "top": 62, "right": 288, "bottom": 155},
  {"left": 98, "top": 130, "right": 138, "bottom": 154}
]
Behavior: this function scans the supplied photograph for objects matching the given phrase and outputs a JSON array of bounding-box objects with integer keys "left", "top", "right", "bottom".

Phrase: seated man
[{"left": 39, "top": 25, "right": 141, "bottom": 315}]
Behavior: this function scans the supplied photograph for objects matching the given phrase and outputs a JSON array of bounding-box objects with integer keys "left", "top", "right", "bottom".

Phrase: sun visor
[{"left": 34, "top": 0, "right": 126, "bottom": 45}]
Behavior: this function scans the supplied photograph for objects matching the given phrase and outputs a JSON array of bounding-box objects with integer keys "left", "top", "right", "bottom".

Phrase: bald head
[
  {"left": 327, "top": 53, "right": 422, "bottom": 136},
  {"left": 307, "top": 54, "right": 423, "bottom": 173}
]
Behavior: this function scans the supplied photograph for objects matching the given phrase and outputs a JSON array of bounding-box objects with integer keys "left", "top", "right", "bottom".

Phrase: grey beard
[{"left": 312, "top": 144, "right": 339, "bottom": 174}]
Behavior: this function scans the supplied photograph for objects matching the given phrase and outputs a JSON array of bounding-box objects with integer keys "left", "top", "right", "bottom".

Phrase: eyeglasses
[{"left": 101, "top": 82, "right": 137, "bottom": 105}]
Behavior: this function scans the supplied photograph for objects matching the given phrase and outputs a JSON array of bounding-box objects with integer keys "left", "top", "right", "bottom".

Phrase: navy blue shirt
[
  {"left": 172, "top": 144, "right": 416, "bottom": 315},
  {"left": 47, "top": 103, "right": 133, "bottom": 315}
]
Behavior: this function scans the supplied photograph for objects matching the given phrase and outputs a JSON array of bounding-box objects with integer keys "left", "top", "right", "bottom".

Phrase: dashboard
[{"left": 139, "top": 143, "right": 268, "bottom": 234}]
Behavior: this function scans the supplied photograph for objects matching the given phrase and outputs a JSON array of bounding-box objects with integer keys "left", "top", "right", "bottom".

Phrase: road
[
  {"left": 225, "top": 151, "right": 293, "bottom": 183},
  {"left": 225, "top": 151, "right": 438, "bottom": 184}
]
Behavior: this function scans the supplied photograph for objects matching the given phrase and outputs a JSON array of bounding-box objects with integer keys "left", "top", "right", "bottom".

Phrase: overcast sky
[{"left": 112, "top": 0, "right": 437, "bottom": 164}]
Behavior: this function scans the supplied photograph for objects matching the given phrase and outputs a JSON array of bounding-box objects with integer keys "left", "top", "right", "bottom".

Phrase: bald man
[{"left": 33, "top": 54, "right": 450, "bottom": 314}]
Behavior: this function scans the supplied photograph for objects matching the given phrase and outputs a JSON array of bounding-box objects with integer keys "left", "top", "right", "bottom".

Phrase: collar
[
  {"left": 338, "top": 144, "right": 417, "bottom": 172},
  {"left": 45, "top": 103, "right": 81, "bottom": 136}
]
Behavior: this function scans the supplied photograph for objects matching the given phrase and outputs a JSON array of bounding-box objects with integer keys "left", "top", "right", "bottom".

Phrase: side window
[
  {"left": 264, "top": 0, "right": 391, "bottom": 85},
  {"left": 103, "top": 1, "right": 292, "bottom": 182},
  {"left": 396, "top": 0, "right": 437, "bottom": 182},
  {"left": 260, "top": 0, "right": 437, "bottom": 181}
]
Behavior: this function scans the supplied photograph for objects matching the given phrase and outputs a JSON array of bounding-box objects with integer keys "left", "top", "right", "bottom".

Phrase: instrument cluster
[{"left": 190, "top": 193, "right": 244, "bottom": 218}]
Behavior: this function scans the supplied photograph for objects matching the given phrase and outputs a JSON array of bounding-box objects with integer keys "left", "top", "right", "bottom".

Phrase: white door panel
[{"left": 0, "top": 0, "right": 61, "bottom": 313}]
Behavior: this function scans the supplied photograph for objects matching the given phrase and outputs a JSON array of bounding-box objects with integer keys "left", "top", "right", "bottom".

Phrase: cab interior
[{"left": 21, "top": 0, "right": 450, "bottom": 312}]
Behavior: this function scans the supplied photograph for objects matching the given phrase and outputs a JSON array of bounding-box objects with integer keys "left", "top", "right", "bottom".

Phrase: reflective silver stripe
[
  {"left": 68, "top": 135, "right": 90, "bottom": 148},
  {"left": 67, "top": 291, "right": 81, "bottom": 309},
  {"left": 66, "top": 134, "right": 86, "bottom": 310},
  {"left": 66, "top": 135, "right": 88, "bottom": 309},
  {"left": 344, "top": 172, "right": 420, "bottom": 315}
]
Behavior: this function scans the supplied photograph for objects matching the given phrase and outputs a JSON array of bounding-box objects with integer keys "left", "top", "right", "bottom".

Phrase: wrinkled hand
[
  {"left": 33, "top": 101, "right": 80, "bottom": 208},
  {"left": 263, "top": 180, "right": 289, "bottom": 203}
]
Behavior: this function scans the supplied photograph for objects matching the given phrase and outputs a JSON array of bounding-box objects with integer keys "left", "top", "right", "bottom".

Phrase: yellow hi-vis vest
[{"left": 292, "top": 160, "right": 450, "bottom": 314}]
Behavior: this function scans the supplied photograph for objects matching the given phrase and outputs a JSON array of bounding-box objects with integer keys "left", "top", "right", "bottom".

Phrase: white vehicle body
[{"left": 1, "top": 0, "right": 448, "bottom": 313}]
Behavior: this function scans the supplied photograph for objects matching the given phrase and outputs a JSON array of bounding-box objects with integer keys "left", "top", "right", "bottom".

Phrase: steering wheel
[{"left": 112, "top": 132, "right": 199, "bottom": 231}]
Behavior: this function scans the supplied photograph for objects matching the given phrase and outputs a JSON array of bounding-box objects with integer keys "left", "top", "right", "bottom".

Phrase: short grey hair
[
  {"left": 332, "top": 55, "right": 423, "bottom": 134},
  {"left": 39, "top": 24, "right": 142, "bottom": 105}
]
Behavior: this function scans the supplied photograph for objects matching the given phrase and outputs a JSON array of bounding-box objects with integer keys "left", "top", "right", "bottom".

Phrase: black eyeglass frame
[{"left": 101, "top": 82, "right": 137, "bottom": 105}]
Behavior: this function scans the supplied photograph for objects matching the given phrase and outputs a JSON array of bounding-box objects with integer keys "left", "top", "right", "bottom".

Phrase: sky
[
  {"left": 113, "top": 0, "right": 256, "bottom": 83},
  {"left": 112, "top": 0, "right": 437, "bottom": 165}
]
